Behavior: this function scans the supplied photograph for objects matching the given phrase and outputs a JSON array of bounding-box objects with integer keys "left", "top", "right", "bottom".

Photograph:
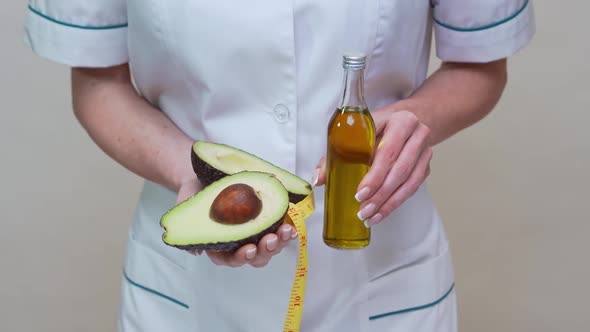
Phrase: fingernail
[
  {"left": 291, "top": 231, "right": 298, "bottom": 239},
  {"left": 357, "top": 203, "right": 376, "bottom": 220},
  {"left": 267, "top": 236, "right": 279, "bottom": 251},
  {"left": 366, "top": 213, "right": 383, "bottom": 227},
  {"left": 312, "top": 169, "right": 319, "bottom": 187},
  {"left": 281, "top": 226, "right": 293, "bottom": 240},
  {"left": 355, "top": 187, "right": 370, "bottom": 202},
  {"left": 246, "top": 248, "right": 257, "bottom": 260},
  {"left": 364, "top": 220, "right": 370, "bottom": 228}
]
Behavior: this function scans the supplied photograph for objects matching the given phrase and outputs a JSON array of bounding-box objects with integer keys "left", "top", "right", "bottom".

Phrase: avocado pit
[{"left": 210, "top": 183, "right": 262, "bottom": 225}]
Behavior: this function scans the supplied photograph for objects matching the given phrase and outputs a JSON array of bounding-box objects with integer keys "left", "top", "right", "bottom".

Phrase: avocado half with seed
[
  {"left": 191, "top": 141, "right": 312, "bottom": 203},
  {"left": 161, "top": 171, "right": 289, "bottom": 251}
]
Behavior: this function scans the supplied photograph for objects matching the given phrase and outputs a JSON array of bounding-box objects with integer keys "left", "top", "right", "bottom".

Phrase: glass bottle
[{"left": 323, "top": 53, "right": 376, "bottom": 250}]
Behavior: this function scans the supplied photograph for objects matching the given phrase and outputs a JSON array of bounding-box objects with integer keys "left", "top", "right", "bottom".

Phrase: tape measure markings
[{"left": 283, "top": 191, "right": 314, "bottom": 332}]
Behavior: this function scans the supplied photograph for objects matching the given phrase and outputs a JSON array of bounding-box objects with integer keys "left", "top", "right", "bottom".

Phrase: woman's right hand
[{"left": 176, "top": 178, "right": 298, "bottom": 268}]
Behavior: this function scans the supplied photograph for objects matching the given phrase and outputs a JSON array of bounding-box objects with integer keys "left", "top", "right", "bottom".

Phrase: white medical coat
[{"left": 24, "top": 1, "right": 535, "bottom": 331}]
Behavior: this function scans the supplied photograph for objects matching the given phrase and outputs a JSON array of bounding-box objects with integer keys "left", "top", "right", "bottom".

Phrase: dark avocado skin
[
  {"left": 288, "top": 191, "right": 308, "bottom": 205},
  {"left": 191, "top": 146, "right": 310, "bottom": 204},
  {"left": 163, "top": 212, "right": 286, "bottom": 252},
  {"left": 191, "top": 148, "right": 229, "bottom": 187}
]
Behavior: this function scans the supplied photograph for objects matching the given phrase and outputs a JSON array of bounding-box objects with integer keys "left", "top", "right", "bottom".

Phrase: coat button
[{"left": 273, "top": 104, "right": 290, "bottom": 123}]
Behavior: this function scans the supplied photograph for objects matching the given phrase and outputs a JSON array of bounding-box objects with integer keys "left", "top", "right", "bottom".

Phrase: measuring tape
[{"left": 283, "top": 191, "right": 315, "bottom": 332}]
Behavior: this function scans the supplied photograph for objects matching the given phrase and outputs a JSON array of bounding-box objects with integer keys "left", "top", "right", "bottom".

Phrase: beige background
[{"left": 1, "top": 2, "right": 588, "bottom": 331}]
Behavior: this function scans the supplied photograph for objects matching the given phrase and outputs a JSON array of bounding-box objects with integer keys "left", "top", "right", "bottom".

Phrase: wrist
[
  {"left": 389, "top": 97, "right": 431, "bottom": 119},
  {"left": 169, "top": 162, "right": 199, "bottom": 192},
  {"left": 171, "top": 175, "right": 195, "bottom": 193},
  {"left": 167, "top": 140, "right": 199, "bottom": 192},
  {"left": 385, "top": 97, "right": 438, "bottom": 145}
]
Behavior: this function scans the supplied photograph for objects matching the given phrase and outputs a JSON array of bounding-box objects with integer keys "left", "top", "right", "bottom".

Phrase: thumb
[{"left": 312, "top": 156, "right": 327, "bottom": 187}]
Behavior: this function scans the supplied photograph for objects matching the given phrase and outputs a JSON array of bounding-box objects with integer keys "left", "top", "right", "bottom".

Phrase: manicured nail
[
  {"left": 291, "top": 231, "right": 298, "bottom": 239},
  {"left": 266, "top": 236, "right": 278, "bottom": 251},
  {"left": 281, "top": 226, "right": 293, "bottom": 240},
  {"left": 357, "top": 203, "right": 376, "bottom": 221},
  {"left": 355, "top": 187, "right": 370, "bottom": 202},
  {"left": 366, "top": 213, "right": 383, "bottom": 227},
  {"left": 312, "top": 169, "right": 319, "bottom": 187},
  {"left": 364, "top": 220, "right": 370, "bottom": 228},
  {"left": 246, "top": 248, "right": 257, "bottom": 260}
]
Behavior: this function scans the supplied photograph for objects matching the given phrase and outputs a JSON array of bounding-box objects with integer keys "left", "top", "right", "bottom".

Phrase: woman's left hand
[{"left": 314, "top": 109, "right": 433, "bottom": 227}]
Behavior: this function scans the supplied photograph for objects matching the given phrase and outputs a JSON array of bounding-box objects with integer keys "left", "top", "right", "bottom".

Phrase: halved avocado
[
  {"left": 161, "top": 171, "right": 289, "bottom": 251},
  {"left": 192, "top": 141, "right": 312, "bottom": 203}
]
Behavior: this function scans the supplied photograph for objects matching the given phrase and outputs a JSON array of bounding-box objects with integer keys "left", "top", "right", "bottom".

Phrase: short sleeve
[
  {"left": 432, "top": 0, "right": 536, "bottom": 63},
  {"left": 23, "top": 0, "right": 128, "bottom": 67}
]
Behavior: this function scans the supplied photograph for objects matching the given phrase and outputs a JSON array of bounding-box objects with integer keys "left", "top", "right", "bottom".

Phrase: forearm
[
  {"left": 71, "top": 64, "right": 195, "bottom": 192},
  {"left": 391, "top": 59, "right": 508, "bottom": 145}
]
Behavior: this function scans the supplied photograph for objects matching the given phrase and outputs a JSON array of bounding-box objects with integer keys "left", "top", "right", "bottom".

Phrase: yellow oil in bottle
[
  {"left": 323, "top": 53, "right": 376, "bottom": 250},
  {"left": 323, "top": 106, "right": 375, "bottom": 249}
]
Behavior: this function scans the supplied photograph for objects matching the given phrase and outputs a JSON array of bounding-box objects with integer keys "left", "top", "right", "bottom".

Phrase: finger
[
  {"left": 356, "top": 112, "right": 419, "bottom": 203},
  {"left": 206, "top": 243, "right": 258, "bottom": 268},
  {"left": 358, "top": 123, "right": 430, "bottom": 220},
  {"left": 312, "top": 156, "right": 326, "bottom": 187},
  {"left": 277, "top": 224, "right": 295, "bottom": 243},
  {"left": 365, "top": 146, "right": 433, "bottom": 227},
  {"left": 249, "top": 233, "right": 280, "bottom": 268},
  {"left": 273, "top": 224, "right": 297, "bottom": 252},
  {"left": 249, "top": 223, "right": 296, "bottom": 268}
]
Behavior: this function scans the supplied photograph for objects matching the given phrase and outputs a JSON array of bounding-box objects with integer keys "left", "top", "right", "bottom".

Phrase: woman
[{"left": 24, "top": 1, "right": 535, "bottom": 331}]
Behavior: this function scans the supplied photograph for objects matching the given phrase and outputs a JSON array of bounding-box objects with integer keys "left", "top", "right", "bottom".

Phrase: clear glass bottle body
[{"left": 323, "top": 55, "right": 376, "bottom": 250}]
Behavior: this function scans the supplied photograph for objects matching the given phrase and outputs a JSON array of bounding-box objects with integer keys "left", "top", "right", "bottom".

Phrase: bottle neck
[{"left": 338, "top": 68, "right": 367, "bottom": 109}]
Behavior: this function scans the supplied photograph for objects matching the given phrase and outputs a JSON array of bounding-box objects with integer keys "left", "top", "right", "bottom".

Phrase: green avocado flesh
[
  {"left": 191, "top": 141, "right": 312, "bottom": 203},
  {"left": 161, "top": 171, "right": 289, "bottom": 251}
]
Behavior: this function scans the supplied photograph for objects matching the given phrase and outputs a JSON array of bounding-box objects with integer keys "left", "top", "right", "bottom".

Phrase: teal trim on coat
[
  {"left": 123, "top": 270, "right": 189, "bottom": 309},
  {"left": 28, "top": 4, "right": 128, "bottom": 30},
  {"left": 369, "top": 283, "right": 455, "bottom": 320},
  {"left": 433, "top": 0, "right": 529, "bottom": 32}
]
